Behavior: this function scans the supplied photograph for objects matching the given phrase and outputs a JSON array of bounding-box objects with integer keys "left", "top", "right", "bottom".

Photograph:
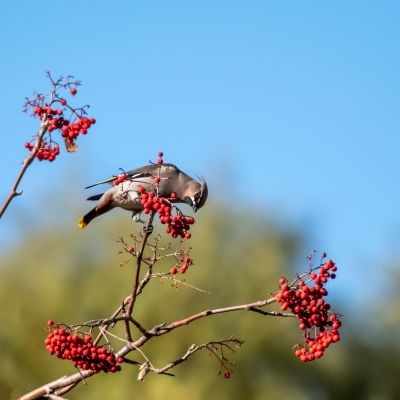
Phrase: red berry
[
  {"left": 127, "top": 247, "right": 134, "bottom": 253},
  {"left": 70, "top": 88, "right": 77, "bottom": 95},
  {"left": 278, "top": 277, "right": 286, "bottom": 285},
  {"left": 84, "top": 335, "right": 92, "bottom": 344},
  {"left": 179, "top": 265, "right": 188, "bottom": 273},
  {"left": 47, "top": 320, "right": 54, "bottom": 327},
  {"left": 158, "top": 151, "right": 164, "bottom": 158},
  {"left": 170, "top": 267, "right": 178, "bottom": 274}
]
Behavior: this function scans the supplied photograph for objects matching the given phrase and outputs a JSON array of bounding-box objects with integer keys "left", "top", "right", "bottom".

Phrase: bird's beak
[{"left": 183, "top": 196, "right": 198, "bottom": 213}]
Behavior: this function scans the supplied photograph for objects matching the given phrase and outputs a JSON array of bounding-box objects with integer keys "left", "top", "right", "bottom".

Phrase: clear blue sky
[{"left": 1, "top": 1, "right": 399, "bottom": 310}]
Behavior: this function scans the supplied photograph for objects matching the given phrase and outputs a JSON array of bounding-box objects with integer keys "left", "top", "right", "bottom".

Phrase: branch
[
  {"left": 157, "top": 297, "right": 291, "bottom": 332},
  {"left": 125, "top": 212, "right": 156, "bottom": 341},
  {"left": 0, "top": 121, "right": 48, "bottom": 218},
  {"left": 18, "top": 294, "right": 291, "bottom": 399},
  {"left": 44, "top": 394, "right": 70, "bottom": 400},
  {"left": 137, "top": 338, "right": 244, "bottom": 381}
]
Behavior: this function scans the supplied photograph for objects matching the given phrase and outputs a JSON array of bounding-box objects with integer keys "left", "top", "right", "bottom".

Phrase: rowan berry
[
  {"left": 45, "top": 324, "right": 121, "bottom": 373},
  {"left": 179, "top": 264, "right": 188, "bottom": 273},
  {"left": 276, "top": 257, "right": 342, "bottom": 362}
]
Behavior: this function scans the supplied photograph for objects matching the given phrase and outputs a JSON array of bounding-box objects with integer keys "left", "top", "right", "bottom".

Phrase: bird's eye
[{"left": 194, "top": 192, "right": 200, "bottom": 199}]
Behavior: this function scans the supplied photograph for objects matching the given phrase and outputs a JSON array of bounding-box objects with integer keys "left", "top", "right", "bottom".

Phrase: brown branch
[
  {"left": 44, "top": 394, "right": 70, "bottom": 400},
  {"left": 138, "top": 338, "right": 243, "bottom": 381},
  {"left": 127, "top": 212, "right": 155, "bottom": 317},
  {"left": 159, "top": 297, "right": 283, "bottom": 332},
  {"left": 18, "top": 295, "right": 291, "bottom": 399},
  {"left": 0, "top": 121, "right": 48, "bottom": 218}
]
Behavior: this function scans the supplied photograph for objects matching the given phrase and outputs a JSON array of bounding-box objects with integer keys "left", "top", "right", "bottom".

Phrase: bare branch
[{"left": 139, "top": 338, "right": 244, "bottom": 380}]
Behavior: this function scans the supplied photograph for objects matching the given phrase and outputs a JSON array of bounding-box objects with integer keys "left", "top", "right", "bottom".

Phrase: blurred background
[{"left": 1, "top": 1, "right": 400, "bottom": 399}]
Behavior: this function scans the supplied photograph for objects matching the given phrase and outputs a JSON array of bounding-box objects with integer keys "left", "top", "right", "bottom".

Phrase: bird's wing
[
  {"left": 125, "top": 163, "right": 181, "bottom": 176},
  {"left": 85, "top": 164, "right": 181, "bottom": 189}
]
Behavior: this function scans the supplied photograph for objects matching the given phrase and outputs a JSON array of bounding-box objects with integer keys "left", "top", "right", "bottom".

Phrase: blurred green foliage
[{"left": 1, "top": 204, "right": 399, "bottom": 399}]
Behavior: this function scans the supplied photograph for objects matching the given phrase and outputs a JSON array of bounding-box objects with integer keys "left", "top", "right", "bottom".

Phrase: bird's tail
[
  {"left": 78, "top": 208, "right": 99, "bottom": 229},
  {"left": 78, "top": 194, "right": 113, "bottom": 229}
]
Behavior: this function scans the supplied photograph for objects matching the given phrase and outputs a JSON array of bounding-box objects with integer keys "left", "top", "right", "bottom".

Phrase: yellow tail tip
[{"left": 78, "top": 217, "right": 87, "bottom": 229}]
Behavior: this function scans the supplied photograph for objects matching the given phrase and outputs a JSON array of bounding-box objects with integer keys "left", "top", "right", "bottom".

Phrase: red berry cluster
[
  {"left": 61, "top": 116, "right": 96, "bottom": 142},
  {"left": 169, "top": 257, "right": 192, "bottom": 275},
  {"left": 33, "top": 106, "right": 63, "bottom": 120},
  {"left": 276, "top": 259, "right": 341, "bottom": 362},
  {"left": 294, "top": 327, "right": 340, "bottom": 362},
  {"left": 45, "top": 322, "right": 122, "bottom": 373},
  {"left": 24, "top": 76, "right": 95, "bottom": 161},
  {"left": 24, "top": 141, "right": 60, "bottom": 161},
  {"left": 138, "top": 187, "right": 195, "bottom": 239}
]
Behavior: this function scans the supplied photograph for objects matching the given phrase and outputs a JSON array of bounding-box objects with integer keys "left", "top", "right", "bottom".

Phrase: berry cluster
[
  {"left": 138, "top": 186, "right": 195, "bottom": 239},
  {"left": 276, "top": 259, "right": 341, "bottom": 362},
  {"left": 61, "top": 117, "right": 96, "bottom": 142},
  {"left": 33, "top": 106, "right": 64, "bottom": 121},
  {"left": 45, "top": 322, "right": 123, "bottom": 374},
  {"left": 24, "top": 141, "right": 60, "bottom": 161},
  {"left": 294, "top": 329, "right": 340, "bottom": 362},
  {"left": 24, "top": 74, "right": 95, "bottom": 161},
  {"left": 169, "top": 257, "right": 192, "bottom": 274}
]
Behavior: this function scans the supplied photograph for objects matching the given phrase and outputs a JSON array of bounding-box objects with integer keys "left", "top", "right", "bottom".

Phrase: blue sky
[{"left": 1, "top": 1, "right": 399, "bottom": 310}]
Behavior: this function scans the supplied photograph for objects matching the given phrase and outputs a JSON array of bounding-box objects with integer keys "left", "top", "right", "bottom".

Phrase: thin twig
[{"left": 145, "top": 338, "right": 243, "bottom": 379}]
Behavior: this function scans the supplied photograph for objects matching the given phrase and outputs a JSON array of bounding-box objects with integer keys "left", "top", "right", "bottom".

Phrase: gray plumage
[{"left": 78, "top": 163, "right": 208, "bottom": 228}]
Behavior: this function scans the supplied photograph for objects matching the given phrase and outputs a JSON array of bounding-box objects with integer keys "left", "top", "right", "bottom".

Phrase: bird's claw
[{"left": 133, "top": 212, "right": 145, "bottom": 224}]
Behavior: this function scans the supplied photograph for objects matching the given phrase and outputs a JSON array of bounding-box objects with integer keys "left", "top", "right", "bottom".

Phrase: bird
[{"left": 78, "top": 163, "right": 208, "bottom": 229}]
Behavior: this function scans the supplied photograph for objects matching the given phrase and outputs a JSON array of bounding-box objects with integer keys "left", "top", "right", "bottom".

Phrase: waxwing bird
[{"left": 78, "top": 163, "right": 208, "bottom": 229}]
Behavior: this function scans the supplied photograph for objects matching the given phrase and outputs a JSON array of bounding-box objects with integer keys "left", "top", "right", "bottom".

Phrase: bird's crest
[{"left": 198, "top": 178, "right": 208, "bottom": 209}]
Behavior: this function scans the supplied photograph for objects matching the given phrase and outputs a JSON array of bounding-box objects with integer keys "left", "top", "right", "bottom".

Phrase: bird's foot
[{"left": 133, "top": 212, "right": 145, "bottom": 224}]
